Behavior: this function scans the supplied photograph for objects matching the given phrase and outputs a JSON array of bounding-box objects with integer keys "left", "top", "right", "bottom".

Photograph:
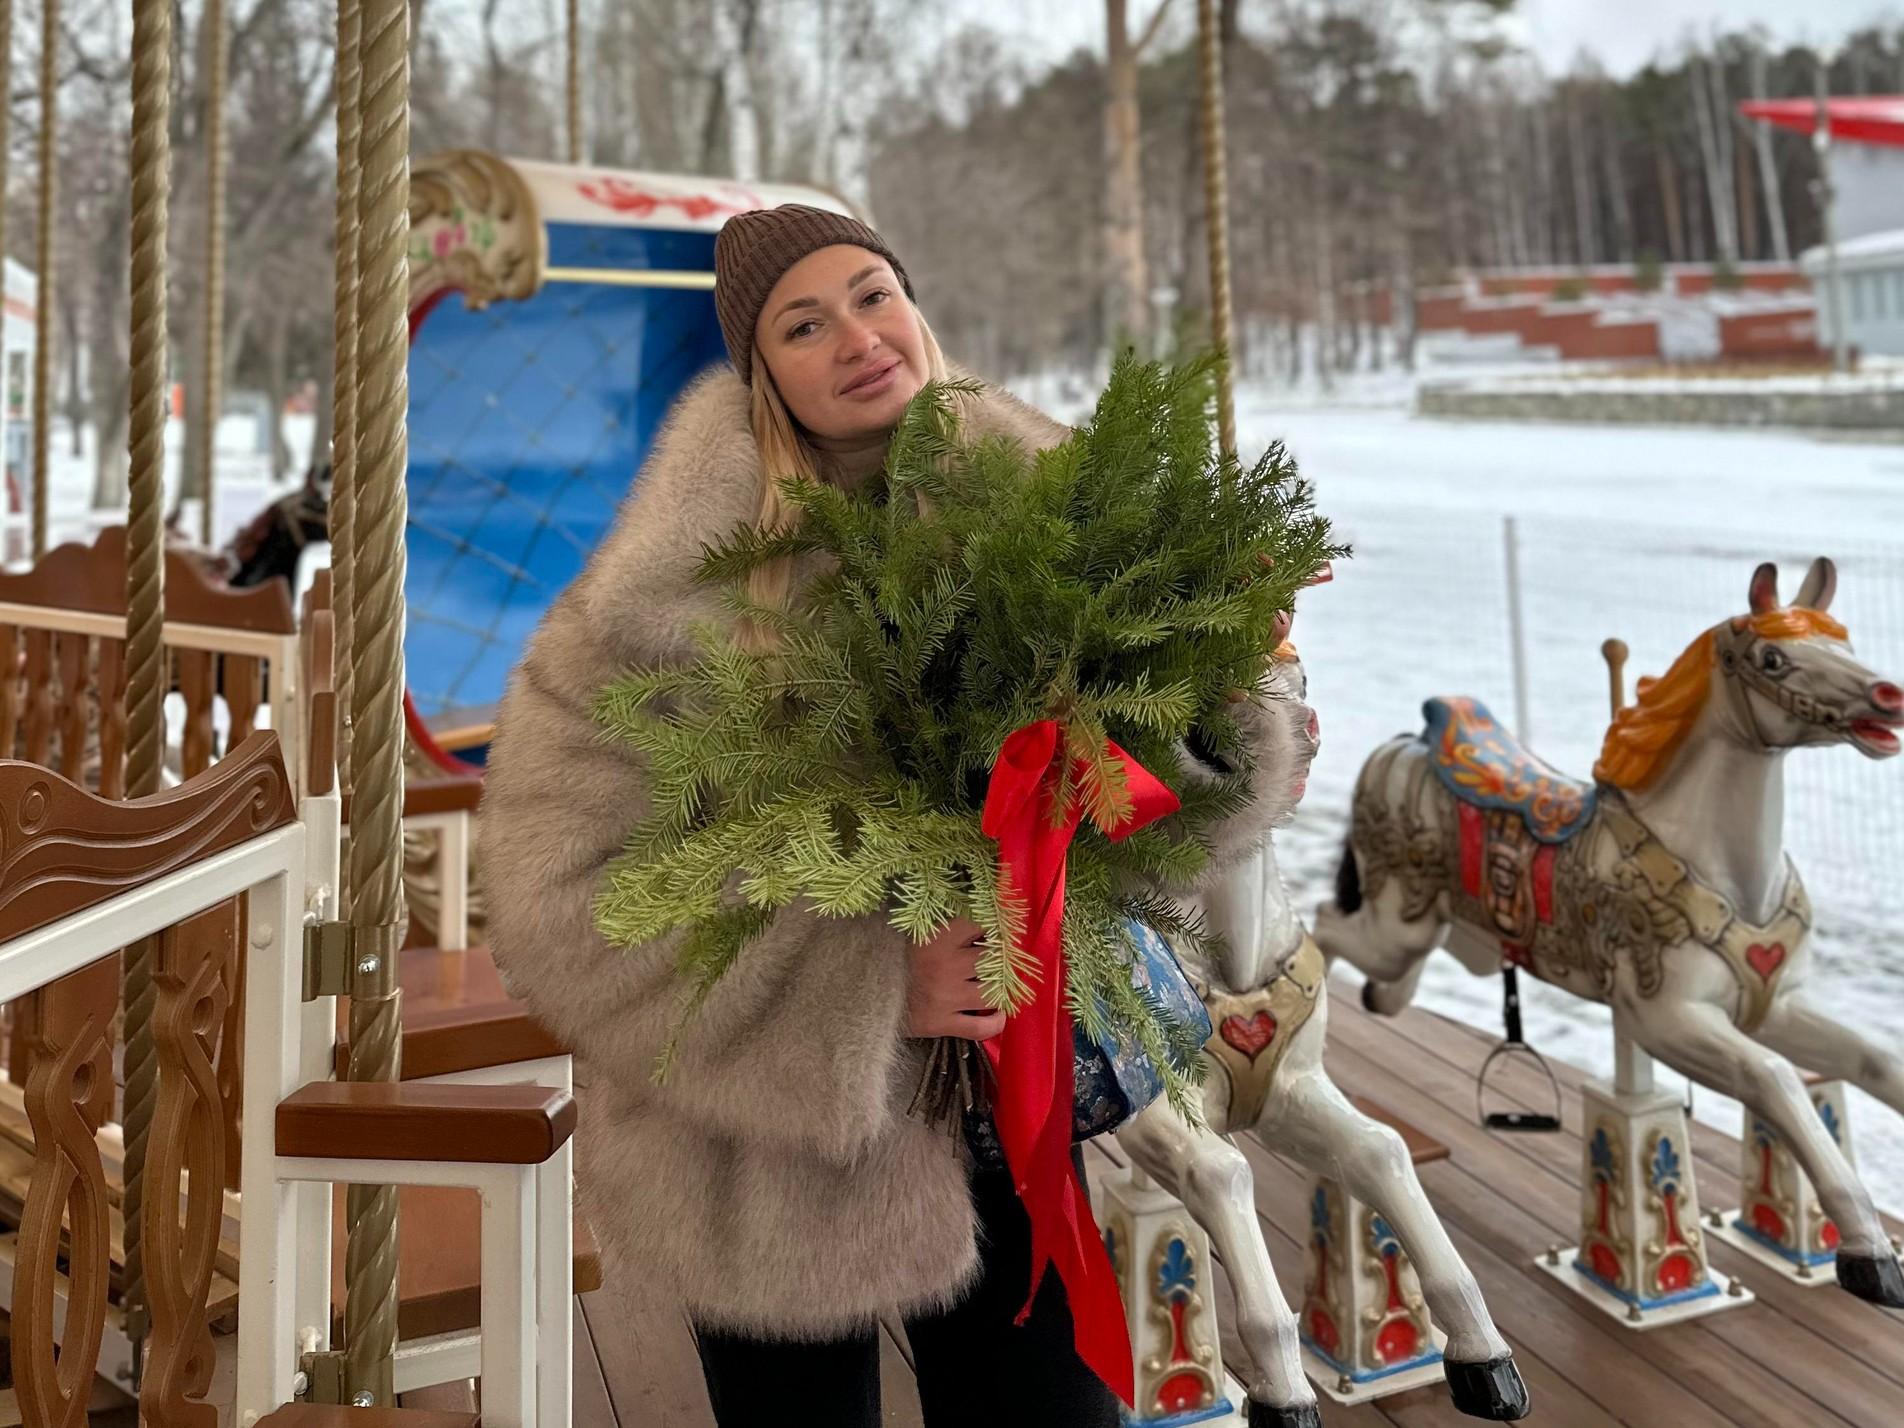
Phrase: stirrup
[{"left": 1476, "top": 965, "right": 1562, "bottom": 1133}]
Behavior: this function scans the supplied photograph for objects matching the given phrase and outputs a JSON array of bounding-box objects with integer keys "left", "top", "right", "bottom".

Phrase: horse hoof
[
  {"left": 1246, "top": 1399, "right": 1323, "bottom": 1428},
  {"left": 1444, "top": 1354, "right": 1532, "bottom": 1420},
  {"left": 1837, "top": 1251, "right": 1904, "bottom": 1308}
]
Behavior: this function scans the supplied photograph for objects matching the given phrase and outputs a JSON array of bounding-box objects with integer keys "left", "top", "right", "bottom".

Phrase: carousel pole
[
  {"left": 116, "top": 0, "right": 174, "bottom": 1366},
  {"left": 197, "top": 0, "right": 229, "bottom": 548},
  {"left": 1194, "top": 0, "right": 1236, "bottom": 460},
  {"left": 333, "top": 0, "right": 363, "bottom": 805},
  {"left": 29, "top": 0, "right": 55, "bottom": 560},
  {"left": 566, "top": 0, "right": 583, "bottom": 164},
  {"left": 342, "top": 0, "right": 412, "bottom": 1402}
]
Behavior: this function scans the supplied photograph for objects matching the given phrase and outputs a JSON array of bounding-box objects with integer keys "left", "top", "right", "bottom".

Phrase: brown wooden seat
[{"left": 255, "top": 1405, "right": 481, "bottom": 1428}]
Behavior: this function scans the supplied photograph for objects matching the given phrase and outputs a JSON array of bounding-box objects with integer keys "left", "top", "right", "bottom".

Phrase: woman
[{"left": 480, "top": 205, "right": 1310, "bottom": 1426}]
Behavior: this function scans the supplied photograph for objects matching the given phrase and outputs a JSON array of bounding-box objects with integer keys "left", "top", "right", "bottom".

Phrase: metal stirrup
[{"left": 1477, "top": 965, "right": 1563, "bottom": 1133}]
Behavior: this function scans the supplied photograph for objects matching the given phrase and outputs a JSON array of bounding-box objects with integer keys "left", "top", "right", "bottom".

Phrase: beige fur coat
[{"left": 478, "top": 364, "right": 1311, "bottom": 1338}]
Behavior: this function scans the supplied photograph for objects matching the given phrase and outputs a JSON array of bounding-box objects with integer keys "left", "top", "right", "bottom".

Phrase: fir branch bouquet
[{"left": 591, "top": 353, "right": 1343, "bottom": 1119}]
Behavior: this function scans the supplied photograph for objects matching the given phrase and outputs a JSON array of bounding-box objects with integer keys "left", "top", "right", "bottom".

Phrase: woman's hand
[{"left": 907, "top": 918, "right": 1006, "bottom": 1041}]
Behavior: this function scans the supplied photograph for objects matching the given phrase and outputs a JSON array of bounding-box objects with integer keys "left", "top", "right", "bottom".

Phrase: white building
[{"left": 1802, "top": 230, "right": 1904, "bottom": 360}]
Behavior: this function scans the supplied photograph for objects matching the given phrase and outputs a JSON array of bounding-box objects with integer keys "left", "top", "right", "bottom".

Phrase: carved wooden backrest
[{"left": 0, "top": 733, "right": 295, "bottom": 1428}]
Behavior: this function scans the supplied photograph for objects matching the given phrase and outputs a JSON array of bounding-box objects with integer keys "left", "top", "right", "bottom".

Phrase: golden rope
[
  {"left": 342, "top": 0, "right": 412, "bottom": 1401},
  {"left": 333, "top": 0, "right": 363, "bottom": 806},
  {"left": 1196, "top": 0, "right": 1236, "bottom": 459},
  {"left": 30, "top": 0, "right": 56, "bottom": 560},
  {"left": 117, "top": 0, "right": 176, "bottom": 1352},
  {"left": 198, "top": 0, "right": 229, "bottom": 548},
  {"left": 567, "top": 0, "right": 583, "bottom": 164}
]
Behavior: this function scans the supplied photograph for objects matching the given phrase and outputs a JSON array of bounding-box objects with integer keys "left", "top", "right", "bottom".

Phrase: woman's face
[{"left": 755, "top": 245, "right": 927, "bottom": 441}]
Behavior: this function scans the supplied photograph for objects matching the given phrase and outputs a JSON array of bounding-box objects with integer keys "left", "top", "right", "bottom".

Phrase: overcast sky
[{"left": 938, "top": 0, "right": 1901, "bottom": 80}]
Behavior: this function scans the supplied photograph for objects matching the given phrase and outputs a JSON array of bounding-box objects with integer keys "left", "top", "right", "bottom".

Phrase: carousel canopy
[
  {"left": 403, "top": 154, "right": 858, "bottom": 736},
  {"left": 1738, "top": 96, "right": 1904, "bottom": 148}
]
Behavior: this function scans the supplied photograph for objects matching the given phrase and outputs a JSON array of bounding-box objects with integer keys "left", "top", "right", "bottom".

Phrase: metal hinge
[
  {"left": 302, "top": 920, "right": 403, "bottom": 1001},
  {"left": 299, "top": 1348, "right": 345, "bottom": 1405}
]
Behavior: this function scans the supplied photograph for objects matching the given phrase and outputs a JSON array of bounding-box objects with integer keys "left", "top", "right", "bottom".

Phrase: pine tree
[{"left": 592, "top": 352, "right": 1345, "bottom": 1118}]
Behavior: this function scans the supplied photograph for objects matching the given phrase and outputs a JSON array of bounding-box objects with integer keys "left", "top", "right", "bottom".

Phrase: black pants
[{"left": 693, "top": 1149, "right": 1121, "bottom": 1428}]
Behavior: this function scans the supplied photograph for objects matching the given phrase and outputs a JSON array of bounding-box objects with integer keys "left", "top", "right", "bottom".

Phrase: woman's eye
[
  {"left": 861, "top": 288, "right": 890, "bottom": 307},
  {"left": 788, "top": 319, "right": 818, "bottom": 340}
]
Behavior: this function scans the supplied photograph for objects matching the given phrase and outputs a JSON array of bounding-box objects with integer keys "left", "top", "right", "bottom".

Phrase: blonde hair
[
  {"left": 742, "top": 306, "right": 953, "bottom": 633},
  {"left": 1594, "top": 606, "right": 1851, "bottom": 789}
]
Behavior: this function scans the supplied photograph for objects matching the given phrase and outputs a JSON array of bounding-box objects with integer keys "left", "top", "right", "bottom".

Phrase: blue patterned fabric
[{"left": 966, "top": 921, "right": 1211, "bottom": 1166}]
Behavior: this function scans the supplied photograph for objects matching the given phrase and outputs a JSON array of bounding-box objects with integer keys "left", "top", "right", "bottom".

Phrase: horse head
[{"left": 1596, "top": 558, "right": 1901, "bottom": 790}]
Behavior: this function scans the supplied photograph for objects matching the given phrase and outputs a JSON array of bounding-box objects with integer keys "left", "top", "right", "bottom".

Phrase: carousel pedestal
[
  {"left": 1538, "top": 1065, "right": 1753, "bottom": 1328},
  {"left": 1094, "top": 1163, "right": 1243, "bottom": 1427},
  {"left": 1707, "top": 1078, "right": 1850, "bottom": 1286},
  {"left": 1297, "top": 1102, "right": 1447, "bottom": 1403}
]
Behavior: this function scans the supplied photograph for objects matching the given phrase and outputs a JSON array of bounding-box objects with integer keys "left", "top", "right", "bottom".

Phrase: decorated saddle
[
  {"left": 965, "top": 920, "right": 1211, "bottom": 1166},
  {"left": 1420, "top": 696, "right": 1595, "bottom": 843}
]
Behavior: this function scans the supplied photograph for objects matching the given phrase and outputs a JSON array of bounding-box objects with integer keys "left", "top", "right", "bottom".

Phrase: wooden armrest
[
  {"left": 341, "top": 775, "right": 482, "bottom": 824},
  {"left": 256, "top": 1408, "right": 479, "bottom": 1428},
  {"left": 277, "top": 1082, "right": 576, "bottom": 1165},
  {"left": 1349, "top": 1094, "right": 1450, "bottom": 1166},
  {"left": 335, "top": 999, "right": 570, "bottom": 1081}
]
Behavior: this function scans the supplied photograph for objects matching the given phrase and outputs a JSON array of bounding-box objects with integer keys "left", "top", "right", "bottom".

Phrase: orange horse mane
[{"left": 1594, "top": 606, "right": 1850, "bottom": 790}]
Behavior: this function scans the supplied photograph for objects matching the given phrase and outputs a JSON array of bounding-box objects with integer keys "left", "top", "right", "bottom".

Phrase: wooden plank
[
  {"left": 1309, "top": 1025, "right": 1873, "bottom": 1428},
  {"left": 1329, "top": 985, "right": 1904, "bottom": 1397},
  {"left": 571, "top": 1296, "right": 620, "bottom": 1428},
  {"left": 579, "top": 1283, "right": 716, "bottom": 1428}
]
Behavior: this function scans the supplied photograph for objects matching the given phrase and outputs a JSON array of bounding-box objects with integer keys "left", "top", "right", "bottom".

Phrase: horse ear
[
  {"left": 1795, "top": 556, "right": 1837, "bottom": 612},
  {"left": 1748, "top": 561, "right": 1781, "bottom": 614}
]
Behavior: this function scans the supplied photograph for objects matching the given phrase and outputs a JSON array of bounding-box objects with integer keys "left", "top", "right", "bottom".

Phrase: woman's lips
[{"left": 841, "top": 358, "right": 900, "bottom": 398}]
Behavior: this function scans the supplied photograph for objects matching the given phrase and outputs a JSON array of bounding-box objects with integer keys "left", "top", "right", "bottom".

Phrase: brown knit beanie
[{"left": 714, "top": 204, "right": 916, "bottom": 383}]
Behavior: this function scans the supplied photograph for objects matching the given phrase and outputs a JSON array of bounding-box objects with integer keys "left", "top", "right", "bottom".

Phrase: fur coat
[{"left": 478, "top": 363, "right": 1312, "bottom": 1338}]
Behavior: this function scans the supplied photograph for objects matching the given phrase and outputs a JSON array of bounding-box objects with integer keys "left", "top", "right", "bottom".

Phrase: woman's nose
[{"left": 837, "top": 317, "right": 880, "bottom": 359}]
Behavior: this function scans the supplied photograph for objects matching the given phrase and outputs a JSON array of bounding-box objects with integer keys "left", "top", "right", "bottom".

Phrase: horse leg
[
  {"left": 1117, "top": 1100, "right": 1320, "bottom": 1427},
  {"left": 1626, "top": 1000, "right": 1904, "bottom": 1308},
  {"left": 1754, "top": 990, "right": 1904, "bottom": 1122},
  {"left": 1263, "top": 1014, "right": 1530, "bottom": 1422},
  {"left": 1312, "top": 845, "right": 1442, "bottom": 1018}
]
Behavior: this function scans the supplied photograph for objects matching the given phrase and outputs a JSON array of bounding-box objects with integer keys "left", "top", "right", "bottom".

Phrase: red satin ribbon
[{"left": 979, "top": 719, "right": 1180, "bottom": 1408}]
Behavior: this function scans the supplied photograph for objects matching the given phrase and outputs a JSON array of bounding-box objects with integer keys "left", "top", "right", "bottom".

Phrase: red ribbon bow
[{"left": 979, "top": 719, "right": 1181, "bottom": 1408}]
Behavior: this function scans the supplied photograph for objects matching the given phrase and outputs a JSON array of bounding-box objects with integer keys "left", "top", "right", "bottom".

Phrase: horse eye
[{"left": 1760, "top": 646, "right": 1787, "bottom": 672}]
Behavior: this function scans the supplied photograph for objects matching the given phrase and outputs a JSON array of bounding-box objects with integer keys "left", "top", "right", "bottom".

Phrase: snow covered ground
[{"left": 1024, "top": 365, "right": 1904, "bottom": 1215}]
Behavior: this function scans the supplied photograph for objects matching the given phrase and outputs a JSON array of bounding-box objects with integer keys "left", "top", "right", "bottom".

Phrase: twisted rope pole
[
  {"left": 30, "top": 0, "right": 56, "bottom": 560},
  {"left": 117, "top": 0, "right": 175, "bottom": 1358},
  {"left": 1195, "top": 0, "right": 1236, "bottom": 459},
  {"left": 567, "top": 0, "right": 583, "bottom": 163},
  {"left": 342, "top": 0, "right": 411, "bottom": 1401},
  {"left": 333, "top": 0, "right": 363, "bottom": 807},
  {"left": 197, "top": 0, "right": 229, "bottom": 549}
]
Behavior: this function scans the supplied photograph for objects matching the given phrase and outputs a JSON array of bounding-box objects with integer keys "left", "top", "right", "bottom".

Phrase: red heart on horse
[
  {"left": 1221, "top": 1011, "right": 1278, "bottom": 1061},
  {"left": 1747, "top": 942, "right": 1786, "bottom": 979}
]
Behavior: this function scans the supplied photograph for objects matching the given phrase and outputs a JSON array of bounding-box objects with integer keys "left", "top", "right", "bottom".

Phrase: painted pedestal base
[
  {"left": 1094, "top": 1165, "right": 1238, "bottom": 1428},
  {"left": 1542, "top": 1077, "right": 1753, "bottom": 1328},
  {"left": 1296, "top": 1177, "right": 1443, "bottom": 1399},
  {"left": 1706, "top": 1078, "right": 1849, "bottom": 1287}
]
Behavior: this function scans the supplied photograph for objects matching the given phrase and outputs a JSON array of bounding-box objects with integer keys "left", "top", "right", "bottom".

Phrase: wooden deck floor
[{"left": 567, "top": 977, "right": 1904, "bottom": 1428}]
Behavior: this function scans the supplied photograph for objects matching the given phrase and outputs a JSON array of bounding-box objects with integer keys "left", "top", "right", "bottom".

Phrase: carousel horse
[
  {"left": 1113, "top": 653, "right": 1530, "bottom": 1426},
  {"left": 1314, "top": 557, "right": 1904, "bottom": 1310}
]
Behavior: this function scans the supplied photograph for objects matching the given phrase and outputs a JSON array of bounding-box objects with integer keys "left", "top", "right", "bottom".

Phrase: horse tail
[{"left": 1335, "top": 835, "right": 1363, "bottom": 915}]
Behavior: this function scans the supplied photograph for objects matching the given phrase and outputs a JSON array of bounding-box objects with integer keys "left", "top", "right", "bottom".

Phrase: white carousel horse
[
  {"left": 1314, "top": 557, "right": 1904, "bottom": 1310},
  {"left": 1113, "top": 655, "right": 1530, "bottom": 1426}
]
